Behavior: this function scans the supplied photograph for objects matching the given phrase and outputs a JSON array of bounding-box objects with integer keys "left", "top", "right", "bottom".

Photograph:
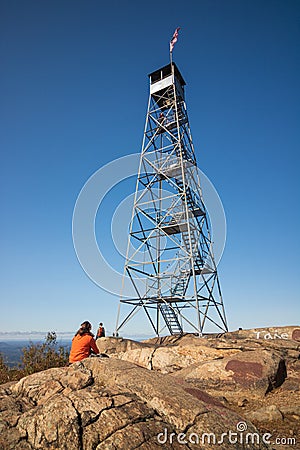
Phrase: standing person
[
  {"left": 96, "top": 322, "right": 105, "bottom": 339},
  {"left": 69, "top": 321, "right": 99, "bottom": 363}
]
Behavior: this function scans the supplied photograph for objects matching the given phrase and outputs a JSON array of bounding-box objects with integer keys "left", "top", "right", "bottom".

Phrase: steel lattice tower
[{"left": 115, "top": 62, "right": 228, "bottom": 336}]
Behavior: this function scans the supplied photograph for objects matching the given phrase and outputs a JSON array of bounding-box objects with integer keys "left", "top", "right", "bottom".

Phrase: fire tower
[{"left": 115, "top": 62, "right": 228, "bottom": 336}]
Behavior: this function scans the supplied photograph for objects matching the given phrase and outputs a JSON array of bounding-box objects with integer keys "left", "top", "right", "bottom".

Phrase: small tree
[
  {"left": 0, "top": 353, "right": 22, "bottom": 384},
  {"left": 0, "top": 353, "right": 10, "bottom": 384},
  {"left": 0, "top": 332, "right": 70, "bottom": 385},
  {"left": 21, "top": 332, "right": 69, "bottom": 375}
]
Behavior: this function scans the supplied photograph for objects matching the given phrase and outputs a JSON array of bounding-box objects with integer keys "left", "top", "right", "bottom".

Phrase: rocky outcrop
[
  {"left": 96, "top": 326, "right": 300, "bottom": 447},
  {"left": 0, "top": 358, "right": 269, "bottom": 450},
  {"left": 95, "top": 337, "right": 147, "bottom": 356},
  {"left": 96, "top": 326, "right": 300, "bottom": 376},
  {"left": 0, "top": 326, "right": 299, "bottom": 449},
  {"left": 97, "top": 335, "right": 244, "bottom": 373},
  {"left": 171, "top": 349, "right": 287, "bottom": 401}
]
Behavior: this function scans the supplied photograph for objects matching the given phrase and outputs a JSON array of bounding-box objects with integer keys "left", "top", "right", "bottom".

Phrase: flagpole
[{"left": 170, "top": 49, "right": 174, "bottom": 81}]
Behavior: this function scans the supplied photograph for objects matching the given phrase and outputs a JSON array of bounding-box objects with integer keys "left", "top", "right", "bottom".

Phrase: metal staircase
[
  {"left": 181, "top": 230, "right": 202, "bottom": 271},
  {"left": 175, "top": 178, "right": 204, "bottom": 218},
  {"left": 175, "top": 175, "right": 209, "bottom": 275},
  {"left": 171, "top": 276, "right": 185, "bottom": 297},
  {"left": 159, "top": 303, "right": 183, "bottom": 335}
]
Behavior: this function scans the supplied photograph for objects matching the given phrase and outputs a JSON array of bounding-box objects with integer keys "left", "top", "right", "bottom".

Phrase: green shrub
[
  {"left": 0, "top": 353, "right": 10, "bottom": 384},
  {"left": 0, "top": 332, "right": 69, "bottom": 384},
  {"left": 21, "top": 332, "right": 69, "bottom": 375},
  {"left": 0, "top": 353, "right": 23, "bottom": 384}
]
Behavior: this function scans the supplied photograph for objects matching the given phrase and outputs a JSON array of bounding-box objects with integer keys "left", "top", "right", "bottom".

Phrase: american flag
[{"left": 170, "top": 27, "right": 180, "bottom": 53}]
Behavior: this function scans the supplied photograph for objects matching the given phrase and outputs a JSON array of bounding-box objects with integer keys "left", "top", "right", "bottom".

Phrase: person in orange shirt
[{"left": 69, "top": 321, "right": 99, "bottom": 363}]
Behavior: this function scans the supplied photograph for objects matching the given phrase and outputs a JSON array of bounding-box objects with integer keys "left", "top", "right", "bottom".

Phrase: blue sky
[{"left": 1, "top": 0, "right": 299, "bottom": 336}]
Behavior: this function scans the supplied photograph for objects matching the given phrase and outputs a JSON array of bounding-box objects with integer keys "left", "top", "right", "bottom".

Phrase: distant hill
[{"left": 0, "top": 341, "right": 28, "bottom": 367}]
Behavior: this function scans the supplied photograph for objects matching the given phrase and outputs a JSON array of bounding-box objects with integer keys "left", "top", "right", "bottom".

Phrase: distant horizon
[
  {"left": 0, "top": 330, "right": 154, "bottom": 340},
  {"left": 0, "top": 323, "right": 299, "bottom": 338}
]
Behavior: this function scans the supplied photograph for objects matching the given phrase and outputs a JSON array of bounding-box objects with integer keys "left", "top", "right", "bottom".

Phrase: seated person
[{"left": 69, "top": 321, "right": 99, "bottom": 363}]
